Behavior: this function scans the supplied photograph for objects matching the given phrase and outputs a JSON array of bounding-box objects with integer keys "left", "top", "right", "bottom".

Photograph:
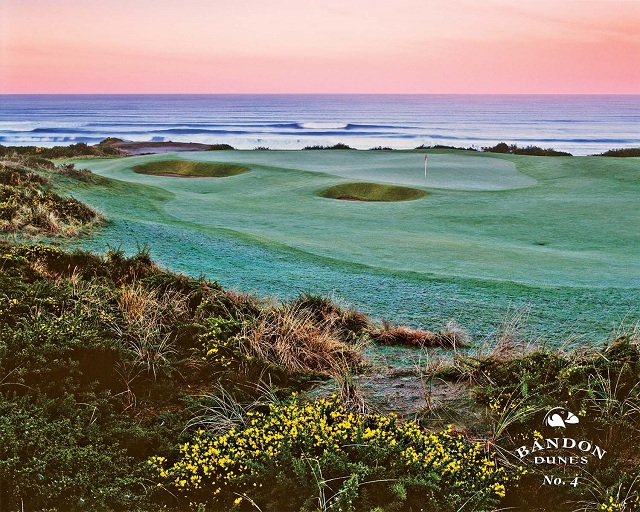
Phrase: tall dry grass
[
  {"left": 240, "top": 302, "right": 367, "bottom": 375},
  {"left": 371, "top": 320, "right": 470, "bottom": 349},
  {"left": 111, "top": 283, "right": 191, "bottom": 378}
]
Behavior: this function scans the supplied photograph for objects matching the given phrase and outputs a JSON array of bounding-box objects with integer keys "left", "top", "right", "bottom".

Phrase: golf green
[{"left": 66, "top": 150, "right": 640, "bottom": 343}]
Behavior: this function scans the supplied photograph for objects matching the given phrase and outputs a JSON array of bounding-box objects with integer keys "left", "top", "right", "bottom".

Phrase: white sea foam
[
  {"left": 297, "top": 122, "right": 349, "bottom": 129},
  {"left": 0, "top": 95, "right": 638, "bottom": 154}
]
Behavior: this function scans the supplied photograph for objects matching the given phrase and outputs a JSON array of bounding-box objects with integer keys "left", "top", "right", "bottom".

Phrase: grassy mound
[
  {"left": 0, "top": 157, "right": 103, "bottom": 237},
  {"left": 2, "top": 239, "right": 639, "bottom": 510},
  {"left": 132, "top": 160, "right": 248, "bottom": 178},
  {"left": 320, "top": 182, "right": 427, "bottom": 202}
]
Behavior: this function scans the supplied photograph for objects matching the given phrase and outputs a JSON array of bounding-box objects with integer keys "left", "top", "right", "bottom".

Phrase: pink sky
[{"left": 1, "top": 0, "right": 639, "bottom": 94}]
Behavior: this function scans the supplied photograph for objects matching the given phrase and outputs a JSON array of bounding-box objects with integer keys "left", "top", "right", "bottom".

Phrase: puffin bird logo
[{"left": 543, "top": 408, "right": 580, "bottom": 428}]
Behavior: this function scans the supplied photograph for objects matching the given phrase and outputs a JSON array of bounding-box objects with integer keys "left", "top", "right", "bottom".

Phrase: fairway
[{"left": 67, "top": 150, "right": 640, "bottom": 342}]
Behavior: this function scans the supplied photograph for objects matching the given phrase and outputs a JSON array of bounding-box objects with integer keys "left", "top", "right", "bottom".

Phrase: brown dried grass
[
  {"left": 371, "top": 321, "right": 470, "bottom": 349},
  {"left": 240, "top": 303, "right": 366, "bottom": 375}
]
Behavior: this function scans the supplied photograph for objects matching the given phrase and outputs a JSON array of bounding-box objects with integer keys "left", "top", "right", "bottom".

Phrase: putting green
[
  {"left": 132, "top": 159, "right": 247, "bottom": 177},
  {"left": 66, "top": 150, "right": 640, "bottom": 341},
  {"left": 320, "top": 182, "right": 427, "bottom": 202}
]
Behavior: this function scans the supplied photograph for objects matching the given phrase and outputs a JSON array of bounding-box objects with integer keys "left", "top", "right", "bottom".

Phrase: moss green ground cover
[
  {"left": 65, "top": 150, "right": 640, "bottom": 342},
  {"left": 133, "top": 159, "right": 248, "bottom": 177},
  {"left": 320, "top": 182, "right": 427, "bottom": 201}
]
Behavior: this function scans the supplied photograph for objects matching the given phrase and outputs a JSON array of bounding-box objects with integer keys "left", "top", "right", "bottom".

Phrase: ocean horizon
[{"left": 1, "top": 94, "right": 639, "bottom": 156}]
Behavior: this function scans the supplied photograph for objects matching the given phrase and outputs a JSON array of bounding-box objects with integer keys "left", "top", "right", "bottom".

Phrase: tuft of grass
[
  {"left": 132, "top": 159, "right": 248, "bottom": 177},
  {"left": 291, "top": 292, "right": 370, "bottom": 342},
  {"left": 319, "top": 182, "right": 427, "bottom": 202},
  {"left": 240, "top": 302, "right": 366, "bottom": 375},
  {"left": 372, "top": 321, "right": 469, "bottom": 349},
  {"left": 112, "top": 283, "right": 190, "bottom": 378}
]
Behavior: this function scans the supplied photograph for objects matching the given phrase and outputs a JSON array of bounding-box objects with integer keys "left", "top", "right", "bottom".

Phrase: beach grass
[
  {"left": 319, "top": 181, "right": 427, "bottom": 201},
  {"left": 132, "top": 159, "right": 248, "bottom": 177}
]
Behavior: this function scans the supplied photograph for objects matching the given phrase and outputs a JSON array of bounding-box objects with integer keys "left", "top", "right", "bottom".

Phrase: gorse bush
[
  {"left": 3, "top": 240, "right": 638, "bottom": 510},
  {"left": 0, "top": 393, "right": 155, "bottom": 511},
  {"left": 150, "top": 396, "right": 513, "bottom": 511},
  {"left": 0, "top": 242, "right": 375, "bottom": 510}
]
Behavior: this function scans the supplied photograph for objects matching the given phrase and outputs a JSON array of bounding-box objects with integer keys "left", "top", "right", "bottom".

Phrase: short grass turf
[
  {"left": 320, "top": 182, "right": 427, "bottom": 202},
  {"left": 65, "top": 150, "right": 640, "bottom": 341},
  {"left": 132, "top": 159, "right": 247, "bottom": 177}
]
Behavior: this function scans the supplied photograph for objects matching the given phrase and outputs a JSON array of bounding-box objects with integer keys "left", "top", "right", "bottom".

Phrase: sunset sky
[{"left": 1, "top": 0, "right": 639, "bottom": 94}]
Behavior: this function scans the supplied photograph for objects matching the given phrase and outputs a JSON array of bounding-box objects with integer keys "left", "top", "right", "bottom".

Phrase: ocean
[{"left": 1, "top": 94, "right": 639, "bottom": 155}]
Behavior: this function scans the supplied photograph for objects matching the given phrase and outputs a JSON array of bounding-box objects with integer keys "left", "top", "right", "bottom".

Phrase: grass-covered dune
[
  {"left": 0, "top": 155, "right": 104, "bottom": 237},
  {"left": 319, "top": 181, "right": 427, "bottom": 202},
  {"left": 2, "top": 241, "right": 640, "bottom": 511},
  {"left": 0, "top": 241, "right": 504, "bottom": 512},
  {"left": 132, "top": 159, "right": 248, "bottom": 177}
]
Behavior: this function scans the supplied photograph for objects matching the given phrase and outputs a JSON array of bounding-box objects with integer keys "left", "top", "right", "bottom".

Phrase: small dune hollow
[
  {"left": 320, "top": 182, "right": 427, "bottom": 202},
  {"left": 132, "top": 160, "right": 248, "bottom": 178}
]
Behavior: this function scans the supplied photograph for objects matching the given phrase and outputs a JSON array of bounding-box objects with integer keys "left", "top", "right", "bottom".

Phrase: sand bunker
[
  {"left": 132, "top": 160, "right": 248, "bottom": 177},
  {"left": 320, "top": 182, "right": 427, "bottom": 202}
]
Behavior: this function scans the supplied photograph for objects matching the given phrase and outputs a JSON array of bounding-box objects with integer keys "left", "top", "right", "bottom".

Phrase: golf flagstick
[{"left": 424, "top": 154, "right": 428, "bottom": 178}]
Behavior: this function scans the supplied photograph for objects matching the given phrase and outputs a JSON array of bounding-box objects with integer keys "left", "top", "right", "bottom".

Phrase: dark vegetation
[
  {"left": 2, "top": 240, "right": 637, "bottom": 510},
  {"left": 206, "top": 143, "right": 236, "bottom": 151},
  {"left": 482, "top": 142, "right": 573, "bottom": 156},
  {"left": 0, "top": 141, "right": 123, "bottom": 159},
  {"left": 431, "top": 335, "right": 640, "bottom": 510},
  {"left": 319, "top": 182, "right": 427, "bottom": 202},
  {"left": 132, "top": 160, "right": 248, "bottom": 178},
  {"left": 596, "top": 148, "right": 640, "bottom": 157},
  {"left": 414, "top": 144, "right": 478, "bottom": 151},
  {"left": 303, "top": 143, "right": 355, "bottom": 150},
  {"left": 0, "top": 243, "right": 372, "bottom": 511}
]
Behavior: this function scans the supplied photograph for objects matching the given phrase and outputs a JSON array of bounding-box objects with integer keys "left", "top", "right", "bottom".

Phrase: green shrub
[
  {"left": 151, "top": 397, "right": 513, "bottom": 511},
  {"left": 597, "top": 148, "right": 640, "bottom": 157},
  {"left": 482, "top": 143, "right": 572, "bottom": 156}
]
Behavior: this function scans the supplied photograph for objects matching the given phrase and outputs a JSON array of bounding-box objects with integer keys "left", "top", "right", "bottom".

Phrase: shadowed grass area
[
  {"left": 320, "top": 181, "right": 428, "bottom": 202},
  {"left": 132, "top": 159, "right": 248, "bottom": 177}
]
